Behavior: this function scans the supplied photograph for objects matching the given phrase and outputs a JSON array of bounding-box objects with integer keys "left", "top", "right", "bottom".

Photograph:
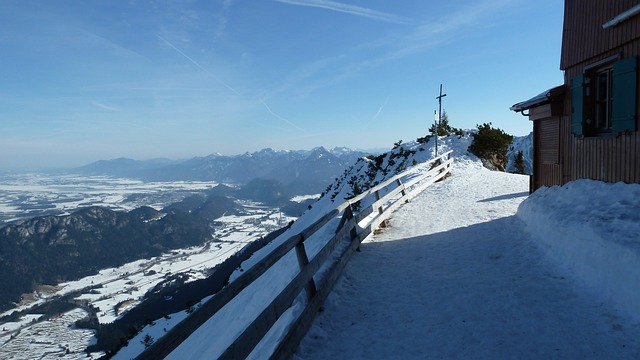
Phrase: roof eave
[{"left": 510, "top": 85, "right": 565, "bottom": 113}]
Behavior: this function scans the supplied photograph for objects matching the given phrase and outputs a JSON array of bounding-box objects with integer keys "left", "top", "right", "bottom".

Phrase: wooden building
[{"left": 511, "top": 0, "right": 640, "bottom": 192}]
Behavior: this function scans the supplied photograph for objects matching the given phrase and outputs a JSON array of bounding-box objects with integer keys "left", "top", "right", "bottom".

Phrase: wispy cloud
[
  {"left": 386, "top": 0, "right": 518, "bottom": 60},
  {"left": 273, "top": 0, "right": 412, "bottom": 24},
  {"left": 215, "top": 0, "right": 234, "bottom": 42},
  {"left": 273, "top": 0, "right": 518, "bottom": 97}
]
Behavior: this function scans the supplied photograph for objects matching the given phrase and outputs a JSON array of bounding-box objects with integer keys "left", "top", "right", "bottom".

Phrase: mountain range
[{"left": 76, "top": 147, "right": 371, "bottom": 195}]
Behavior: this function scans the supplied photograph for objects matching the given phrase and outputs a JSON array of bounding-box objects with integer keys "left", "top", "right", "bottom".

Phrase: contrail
[
  {"left": 260, "top": 99, "right": 307, "bottom": 132},
  {"left": 157, "top": 34, "right": 241, "bottom": 96},
  {"left": 273, "top": 0, "right": 412, "bottom": 24},
  {"left": 91, "top": 100, "right": 119, "bottom": 112},
  {"left": 371, "top": 97, "right": 389, "bottom": 121},
  {"left": 158, "top": 34, "right": 305, "bottom": 132}
]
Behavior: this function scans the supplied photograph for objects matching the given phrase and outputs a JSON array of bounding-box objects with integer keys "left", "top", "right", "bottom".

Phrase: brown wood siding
[
  {"left": 533, "top": 117, "right": 562, "bottom": 190},
  {"left": 536, "top": 96, "right": 640, "bottom": 190},
  {"left": 561, "top": 0, "right": 640, "bottom": 70},
  {"left": 537, "top": 118, "right": 560, "bottom": 164},
  {"left": 538, "top": 164, "right": 563, "bottom": 188},
  {"left": 529, "top": 104, "right": 553, "bottom": 121},
  {"left": 526, "top": 0, "right": 640, "bottom": 191},
  {"left": 563, "top": 40, "right": 640, "bottom": 81},
  {"left": 558, "top": 112, "right": 640, "bottom": 186}
]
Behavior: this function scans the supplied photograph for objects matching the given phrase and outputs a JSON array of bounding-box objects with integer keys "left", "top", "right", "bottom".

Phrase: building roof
[{"left": 510, "top": 85, "right": 564, "bottom": 113}]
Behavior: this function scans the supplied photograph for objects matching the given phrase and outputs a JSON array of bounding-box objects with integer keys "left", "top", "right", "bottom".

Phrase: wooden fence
[{"left": 137, "top": 150, "right": 453, "bottom": 360}]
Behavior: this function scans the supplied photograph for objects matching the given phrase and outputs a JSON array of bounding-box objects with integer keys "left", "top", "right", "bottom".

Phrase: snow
[
  {"left": 0, "top": 173, "right": 218, "bottom": 225},
  {"left": 0, "top": 309, "right": 99, "bottom": 359},
  {"left": 116, "top": 133, "right": 639, "bottom": 359},
  {"left": 164, "top": 249, "right": 302, "bottom": 359},
  {"left": 290, "top": 195, "right": 320, "bottom": 203},
  {"left": 293, "top": 160, "right": 640, "bottom": 359},
  {"left": 518, "top": 179, "right": 640, "bottom": 321},
  {"left": 121, "top": 138, "right": 459, "bottom": 360},
  {"left": 13, "top": 132, "right": 636, "bottom": 359},
  {"left": 112, "top": 296, "right": 212, "bottom": 359},
  {"left": 0, "top": 187, "right": 290, "bottom": 358}
]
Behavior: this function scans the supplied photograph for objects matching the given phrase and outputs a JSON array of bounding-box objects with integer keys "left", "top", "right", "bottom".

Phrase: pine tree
[
  {"left": 468, "top": 122, "right": 514, "bottom": 171},
  {"left": 514, "top": 150, "right": 526, "bottom": 174},
  {"left": 429, "top": 110, "right": 464, "bottom": 136},
  {"left": 141, "top": 334, "right": 154, "bottom": 349}
]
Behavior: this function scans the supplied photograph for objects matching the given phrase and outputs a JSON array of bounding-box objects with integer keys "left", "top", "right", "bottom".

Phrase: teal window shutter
[
  {"left": 571, "top": 74, "right": 584, "bottom": 136},
  {"left": 612, "top": 56, "right": 638, "bottom": 133}
]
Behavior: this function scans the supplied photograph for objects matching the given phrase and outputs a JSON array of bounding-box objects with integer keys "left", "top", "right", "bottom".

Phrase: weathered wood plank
[
  {"left": 269, "top": 224, "right": 373, "bottom": 360},
  {"left": 335, "top": 205, "right": 353, "bottom": 232},
  {"left": 404, "top": 157, "right": 452, "bottom": 190},
  {"left": 137, "top": 210, "right": 339, "bottom": 359},
  {"left": 295, "top": 243, "right": 317, "bottom": 301},
  {"left": 221, "top": 212, "right": 366, "bottom": 359},
  {"left": 353, "top": 203, "right": 374, "bottom": 224},
  {"left": 635, "top": 133, "right": 640, "bottom": 182},
  {"left": 300, "top": 209, "right": 341, "bottom": 241},
  {"left": 345, "top": 151, "right": 452, "bottom": 206}
]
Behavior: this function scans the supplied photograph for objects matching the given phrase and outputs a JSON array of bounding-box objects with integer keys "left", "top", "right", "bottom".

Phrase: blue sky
[{"left": 0, "top": 0, "right": 564, "bottom": 169}]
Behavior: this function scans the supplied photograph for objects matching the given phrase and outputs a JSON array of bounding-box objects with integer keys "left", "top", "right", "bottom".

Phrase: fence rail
[{"left": 137, "top": 150, "right": 453, "bottom": 360}]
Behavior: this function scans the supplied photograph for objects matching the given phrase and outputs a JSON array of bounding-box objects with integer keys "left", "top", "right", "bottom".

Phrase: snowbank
[{"left": 517, "top": 179, "right": 640, "bottom": 320}]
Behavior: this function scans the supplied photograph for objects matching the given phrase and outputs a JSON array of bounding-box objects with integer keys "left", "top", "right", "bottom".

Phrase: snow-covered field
[
  {"left": 0, "top": 309, "right": 97, "bottom": 360},
  {"left": 0, "top": 197, "right": 292, "bottom": 359},
  {"left": 0, "top": 173, "right": 218, "bottom": 225},
  {"left": 295, "top": 159, "right": 640, "bottom": 359}
]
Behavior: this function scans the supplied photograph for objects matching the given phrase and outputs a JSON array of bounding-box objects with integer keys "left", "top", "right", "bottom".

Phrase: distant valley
[
  {"left": 0, "top": 146, "right": 369, "bottom": 226},
  {"left": 0, "top": 180, "right": 320, "bottom": 313}
]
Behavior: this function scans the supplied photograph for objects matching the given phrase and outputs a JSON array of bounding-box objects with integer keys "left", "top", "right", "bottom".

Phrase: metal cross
[{"left": 435, "top": 84, "right": 446, "bottom": 155}]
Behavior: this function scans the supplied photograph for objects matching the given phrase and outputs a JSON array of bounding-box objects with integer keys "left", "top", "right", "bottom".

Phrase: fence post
[
  {"left": 374, "top": 190, "right": 383, "bottom": 215},
  {"left": 335, "top": 204, "right": 357, "bottom": 241},
  {"left": 295, "top": 242, "right": 317, "bottom": 301},
  {"left": 395, "top": 179, "right": 407, "bottom": 200}
]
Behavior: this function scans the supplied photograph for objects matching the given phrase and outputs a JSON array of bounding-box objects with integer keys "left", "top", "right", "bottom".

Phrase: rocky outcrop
[{"left": 479, "top": 153, "right": 508, "bottom": 172}]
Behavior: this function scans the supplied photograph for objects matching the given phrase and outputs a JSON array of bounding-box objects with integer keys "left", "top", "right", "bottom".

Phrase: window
[
  {"left": 571, "top": 56, "right": 638, "bottom": 136},
  {"left": 593, "top": 66, "right": 613, "bottom": 131},
  {"left": 581, "top": 64, "right": 613, "bottom": 135}
]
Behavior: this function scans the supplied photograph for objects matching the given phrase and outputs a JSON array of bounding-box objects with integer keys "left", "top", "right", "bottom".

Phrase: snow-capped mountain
[
  {"left": 507, "top": 132, "right": 533, "bottom": 175},
  {"left": 76, "top": 147, "right": 370, "bottom": 195}
]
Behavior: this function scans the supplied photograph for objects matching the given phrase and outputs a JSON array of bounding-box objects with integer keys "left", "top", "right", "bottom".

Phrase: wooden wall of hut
[
  {"left": 561, "top": 0, "right": 640, "bottom": 71},
  {"left": 545, "top": 0, "right": 640, "bottom": 189}
]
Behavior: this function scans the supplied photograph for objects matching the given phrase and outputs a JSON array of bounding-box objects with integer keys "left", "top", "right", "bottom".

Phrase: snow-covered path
[{"left": 294, "top": 162, "right": 640, "bottom": 359}]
